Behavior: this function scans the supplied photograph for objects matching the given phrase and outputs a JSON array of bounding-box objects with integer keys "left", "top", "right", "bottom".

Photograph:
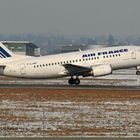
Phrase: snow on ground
[
  {"left": 0, "top": 69, "right": 140, "bottom": 137},
  {"left": 0, "top": 99, "right": 140, "bottom": 137}
]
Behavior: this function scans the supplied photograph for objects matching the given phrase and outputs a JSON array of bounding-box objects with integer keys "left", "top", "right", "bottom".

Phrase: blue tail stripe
[
  {"left": 0, "top": 47, "right": 11, "bottom": 57},
  {"left": 0, "top": 51, "right": 6, "bottom": 58},
  {"left": 0, "top": 54, "right": 3, "bottom": 58}
]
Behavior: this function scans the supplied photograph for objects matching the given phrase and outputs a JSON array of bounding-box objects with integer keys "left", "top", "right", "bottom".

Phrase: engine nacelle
[{"left": 90, "top": 64, "right": 112, "bottom": 77}]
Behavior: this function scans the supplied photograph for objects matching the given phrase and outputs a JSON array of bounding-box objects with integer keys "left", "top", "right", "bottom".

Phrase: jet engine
[{"left": 89, "top": 64, "right": 112, "bottom": 77}]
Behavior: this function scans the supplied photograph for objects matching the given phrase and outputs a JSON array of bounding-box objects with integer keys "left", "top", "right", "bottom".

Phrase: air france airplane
[{"left": 0, "top": 42, "right": 140, "bottom": 85}]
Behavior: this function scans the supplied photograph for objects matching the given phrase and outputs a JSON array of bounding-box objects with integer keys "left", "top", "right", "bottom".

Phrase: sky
[{"left": 0, "top": 0, "right": 140, "bottom": 36}]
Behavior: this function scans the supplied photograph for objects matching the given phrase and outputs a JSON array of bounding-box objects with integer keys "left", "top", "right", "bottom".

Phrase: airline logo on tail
[{"left": 0, "top": 46, "right": 11, "bottom": 58}]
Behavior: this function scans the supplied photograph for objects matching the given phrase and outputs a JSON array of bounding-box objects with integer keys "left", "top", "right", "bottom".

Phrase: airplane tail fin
[{"left": 0, "top": 42, "right": 14, "bottom": 59}]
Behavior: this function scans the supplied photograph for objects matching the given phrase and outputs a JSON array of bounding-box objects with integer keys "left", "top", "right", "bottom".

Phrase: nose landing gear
[{"left": 68, "top": 76, "right": 80, "bottom": 85}]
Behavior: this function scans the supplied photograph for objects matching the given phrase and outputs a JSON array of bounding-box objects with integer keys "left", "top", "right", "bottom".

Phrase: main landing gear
[
  {"left": 136, "top": 71, "right": 140, "bottom": 75},
  {"left": 68, "top": 76, "right": 80, "bottom": 85},
  {"left": 136, "top": 66, "right": 140, "bottom": 75}
]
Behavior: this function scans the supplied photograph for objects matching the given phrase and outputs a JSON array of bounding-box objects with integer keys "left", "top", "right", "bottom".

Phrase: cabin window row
[
  {"left": 103, "top": 54, "right": 121, "bottom": 58},
  {"left": 33, "top": 57, "right": 99, "bottom": 68},
  {"left": 33, "top": 54, "right": 121, "bottom": 68}
]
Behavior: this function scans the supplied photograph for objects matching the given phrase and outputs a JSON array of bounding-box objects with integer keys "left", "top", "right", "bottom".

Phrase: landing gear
[
  {"left": 68, "top": 78, "right": 74, "bottom": 85},
  {"left": 68, "top": 76, "right": 80, "bottom": 85},
  {"left": 136, "top": 71, "right": 140, "bottom": 75},
  {"left": 74, "top": 78, "right": 80, "bottom": 85}
]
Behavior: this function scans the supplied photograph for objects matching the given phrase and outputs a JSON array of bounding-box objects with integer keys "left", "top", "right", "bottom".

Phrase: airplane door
[
  {"left": 20, "top": 64, "right": 26, "bottom": 76},
  {"left": 131, "top": 49, "right": 136, "bottom": 59}
]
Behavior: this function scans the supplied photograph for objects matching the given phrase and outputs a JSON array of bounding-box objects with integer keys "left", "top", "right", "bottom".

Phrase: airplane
[{"left": 0, "top": 41, "right": 140, "bottom": 85}]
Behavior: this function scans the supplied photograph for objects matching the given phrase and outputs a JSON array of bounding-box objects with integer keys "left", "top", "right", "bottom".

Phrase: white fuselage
[{"left": 2, "top": 46, "right": 140, "bottom": 79}]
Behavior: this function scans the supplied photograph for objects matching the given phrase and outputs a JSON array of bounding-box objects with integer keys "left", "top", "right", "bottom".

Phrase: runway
[
  {"left": 0, "top": 83, "right": 140, "bottom": 90},
  {"left": 0, "top": 137, "right": 139, "bottom": 140},
  {"left": 0, "top": 70, "right": 140, "bottom": 90}
]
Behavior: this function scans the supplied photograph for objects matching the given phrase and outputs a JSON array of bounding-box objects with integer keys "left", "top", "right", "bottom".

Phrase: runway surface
[
  {"left": 0, "top": 137, "right": 139, "bottom": 140},
  {"left": 0, "top": 83, "right": 140, "bottom": 90}
]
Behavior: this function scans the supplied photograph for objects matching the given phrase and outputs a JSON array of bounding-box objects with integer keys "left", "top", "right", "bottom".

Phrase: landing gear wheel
[
  {"left": 68, "top": 77, "right": 80, "bottom": 85},
  {"left": 136, "top": 71, "right": 140, "bottom": 75},
  {"left": 68, "top": 78, "right": 74, "bottom": 85},
  {"left": 74, "top": 78, "right": 80, "bottom": 85}
]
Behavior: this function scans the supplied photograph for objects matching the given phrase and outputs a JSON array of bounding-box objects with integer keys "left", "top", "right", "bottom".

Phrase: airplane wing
[{"left": 62, "top": 64, "right": 91, "bottom": 75}]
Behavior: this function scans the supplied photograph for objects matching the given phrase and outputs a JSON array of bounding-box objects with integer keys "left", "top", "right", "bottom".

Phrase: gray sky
[{"left": 0, "top": 0, "right": 140, "bottom": 36}]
